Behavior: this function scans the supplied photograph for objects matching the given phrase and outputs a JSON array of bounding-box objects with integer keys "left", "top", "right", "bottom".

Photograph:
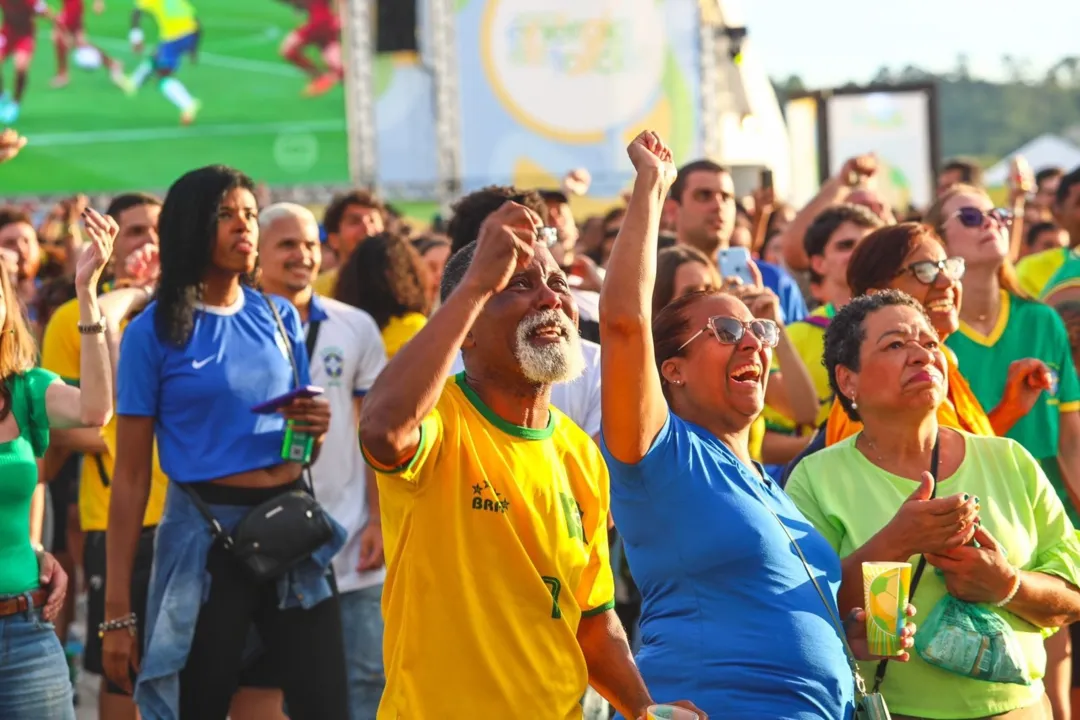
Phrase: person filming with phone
[{"left": 103, "top": 165, "right": 348, "bottom": 720}]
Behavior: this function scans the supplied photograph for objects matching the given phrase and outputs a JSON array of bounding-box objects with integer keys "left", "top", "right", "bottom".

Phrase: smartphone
[
  {"left": 251, "top": 385, "right": 324, "bottom": 414},
  {"left": 718, "top": 247, "right": 755, "bottom": 287},
  {"left": 760, "top": 168, "right": 773, "bottom": 191}
]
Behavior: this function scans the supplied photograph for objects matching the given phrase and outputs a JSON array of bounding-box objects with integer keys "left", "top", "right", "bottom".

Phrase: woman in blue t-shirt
[
  {"left": 101, "top": 166, "right": 348, "bottom": 720},
  {"left": 599, "top": 132, "right": 914, "bottom": 719},
  {"left": 0, "top": 207, "right": 115, "bottom": 720}
]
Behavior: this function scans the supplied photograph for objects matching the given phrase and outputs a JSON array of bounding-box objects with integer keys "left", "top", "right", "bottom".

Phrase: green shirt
[
  {"left": 787, "top": 432, "right": 1080, "bottom": 719},
  {"left": 947, "top": 291, "right": 1080, "bottom": 461},
  {"left": 0, "top": 367, "right": 57, "bottom": 595},
  {"left": 1041, "top": 248, "right": 1080, "bottom": 301}
]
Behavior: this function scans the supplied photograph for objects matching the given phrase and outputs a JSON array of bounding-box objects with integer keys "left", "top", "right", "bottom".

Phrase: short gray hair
[
  {"left": 440, "top": 241, "right": 478, "bottom": 303},
  {"left": 258, "top": 202, "right": 318, "bottom": 232}
]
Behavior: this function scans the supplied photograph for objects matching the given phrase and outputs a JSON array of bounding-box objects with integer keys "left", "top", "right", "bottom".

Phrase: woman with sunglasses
[
  {"left": 600, "top": 131, "right": 911, "bottom": 719},
  {"left": 821, "top": 222, "right": 1044, "bottom": 446},
  {"left": 928, "top": 184, "right": 1080, "bottom": 719}
]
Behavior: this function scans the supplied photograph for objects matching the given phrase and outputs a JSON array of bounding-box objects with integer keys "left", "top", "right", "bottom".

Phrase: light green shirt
[{"left": 787, "top": 432, "right": 1080, "bottom": 719}]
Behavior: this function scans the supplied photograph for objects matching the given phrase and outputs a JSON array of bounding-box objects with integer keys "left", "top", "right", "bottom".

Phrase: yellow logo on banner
[{"left": 481, "top": 0, "right": 667, "bottom": 143}]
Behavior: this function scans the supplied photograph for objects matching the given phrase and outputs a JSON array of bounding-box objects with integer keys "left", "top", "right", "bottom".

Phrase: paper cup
[
  {"left": 862, "top": 561, "right": 912, "bottom": 657},
  {"left": 646, "top": 705, "right": 700, "bottom": 720}
]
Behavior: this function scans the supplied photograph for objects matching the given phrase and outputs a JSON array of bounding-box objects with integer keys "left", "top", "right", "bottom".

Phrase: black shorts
[
  {"left": 1072, "top": 623, "right": 1080, "bottom": 687},
  {"left": 84, "top": 526, "right": 156, "bottom": 694},
  {"left": 47, "top": 454, "right": 82, "bottom": 552}
]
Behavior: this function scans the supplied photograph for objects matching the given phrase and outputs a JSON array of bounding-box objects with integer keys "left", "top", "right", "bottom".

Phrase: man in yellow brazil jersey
[
  {"left": 125, "top": 0, "right": 201, "bottom": 124},
  {"left": 360, "top": 191, "right": 704, "bottom": 719}
]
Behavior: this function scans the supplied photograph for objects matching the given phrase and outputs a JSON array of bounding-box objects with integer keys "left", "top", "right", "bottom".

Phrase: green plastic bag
[{"left": 914, "top": 595, "right": 1031, "bottom": 685}]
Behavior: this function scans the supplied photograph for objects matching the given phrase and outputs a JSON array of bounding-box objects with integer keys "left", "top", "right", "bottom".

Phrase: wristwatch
[{"left": 78, "top": 316, "right": 108, "bottom": 335}]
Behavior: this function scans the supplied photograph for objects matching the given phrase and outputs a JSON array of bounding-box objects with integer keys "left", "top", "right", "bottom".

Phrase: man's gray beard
[{"left": 513, "top": 310, "right": 585, "bottom": 385}]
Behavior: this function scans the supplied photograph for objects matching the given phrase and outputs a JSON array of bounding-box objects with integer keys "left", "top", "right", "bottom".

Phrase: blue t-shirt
[
  {"left": 601, "top": 412, "right": 853, "bottom": 720},
  {"left": 757, "top": 260, "right": 808, "bottom": 325},
  {"left": 117, "top": 286, "right": 311, "bottom": 483}
]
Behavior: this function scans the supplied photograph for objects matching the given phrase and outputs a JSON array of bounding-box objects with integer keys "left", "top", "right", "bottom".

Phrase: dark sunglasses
[
  {"left": 677, "top": 316, "right": 780, "bottom": 353},
  {"left": 950, "top": 206, "right": 1012, "bottom": 228},
  {"left": 899, "top": 256, "right": 966, "bottom": 285}
]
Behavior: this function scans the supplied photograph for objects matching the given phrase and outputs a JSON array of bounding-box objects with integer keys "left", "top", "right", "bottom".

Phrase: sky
[{"left": 738, "top": 0, "right": 1077, "bottom": 88}]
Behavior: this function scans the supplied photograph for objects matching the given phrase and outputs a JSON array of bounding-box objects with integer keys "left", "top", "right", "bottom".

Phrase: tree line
[{"left": 774, "top": 55, "right": 1080, "bottom": 165}]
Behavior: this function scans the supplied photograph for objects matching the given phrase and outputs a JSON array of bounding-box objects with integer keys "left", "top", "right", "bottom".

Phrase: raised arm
[
  {"left": 780, "top": 155, "right": 876, "bottom": 270},
  {"left": 360, "top": 202, "right": 544, "bottom": 468},
  {"left": 44, "top": 209, "right": 115, "bottom": 429},
  {"left": 599, "top": 132, "right": 677, "bottom": 464}
]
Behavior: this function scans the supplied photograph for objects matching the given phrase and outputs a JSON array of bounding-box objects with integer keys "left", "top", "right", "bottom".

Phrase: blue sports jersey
[
  {"left": 117, "top": 285, "right": 311, "bottom": 483},
  {"left": 757, "top": 260, "right": 808, "bottom": 325}
]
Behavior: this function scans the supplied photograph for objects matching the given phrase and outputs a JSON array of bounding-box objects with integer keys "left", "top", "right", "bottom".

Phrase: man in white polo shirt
[{"left": 233, "top": 203, "right": 388, "bottom": 720}]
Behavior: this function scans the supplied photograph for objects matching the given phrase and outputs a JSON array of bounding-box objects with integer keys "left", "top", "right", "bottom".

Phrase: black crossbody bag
[{"left": 180, "top": 295, "right": 333, "bottom": 581}]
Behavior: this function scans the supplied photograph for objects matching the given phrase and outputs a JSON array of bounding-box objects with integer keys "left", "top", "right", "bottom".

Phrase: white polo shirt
[
  {"left": 447, "top": 337, "right": 602, "bottom": 437},
  {"left": 304, "top": 295, "right": 388, "bottom": 593}
]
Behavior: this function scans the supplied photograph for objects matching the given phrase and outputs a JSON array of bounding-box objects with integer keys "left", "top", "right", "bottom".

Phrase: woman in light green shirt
[{"left": 787, "top": 290, "right": 1080, "bottom": 720}]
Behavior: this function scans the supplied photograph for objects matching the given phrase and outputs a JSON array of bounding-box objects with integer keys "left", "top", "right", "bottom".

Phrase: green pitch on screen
[{"left": 6, "top": 1, "right": 348, "bottom": 194}]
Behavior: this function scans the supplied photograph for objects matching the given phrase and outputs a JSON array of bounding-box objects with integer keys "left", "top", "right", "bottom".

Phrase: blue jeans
[
  {"left": 0, "top": 597, "right": 75, "bottom": 720},
  {"left": 339, "top": 585, "right": 385, "bottom": 720}
]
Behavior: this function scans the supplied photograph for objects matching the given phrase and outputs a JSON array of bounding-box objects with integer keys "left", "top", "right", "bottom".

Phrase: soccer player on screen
[
  {"left": 51, "top": 0, "right": 131, "bottom": 91},
  {"left": 0, "top": 0, "right": 47, "bottom": 123},
  {"left": 126, "top": 0, "right": 200, "bottom": 125},
  {"left": 281, "top": 0, "right": 343, "bottom": 97}
]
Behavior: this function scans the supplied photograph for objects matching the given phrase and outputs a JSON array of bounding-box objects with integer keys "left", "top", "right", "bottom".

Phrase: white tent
[{"left": 984, "top": 134, "right": 1080, "bottom": 186}]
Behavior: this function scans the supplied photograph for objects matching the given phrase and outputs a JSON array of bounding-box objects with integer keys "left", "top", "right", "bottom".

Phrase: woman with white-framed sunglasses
[{"left": 599, "top": 130, "right": 913, "bottom": 719}]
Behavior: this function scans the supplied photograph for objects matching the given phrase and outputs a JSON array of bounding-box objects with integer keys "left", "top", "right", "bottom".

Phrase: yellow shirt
[
  {"left": 136, "top": 0, "right": 198, "bottom": 42},
  {"left": 380, "top": 312, "right": 427, "bottom": 358},
  {"left": 785, "top": 304, "right": 835, "bottom": 428},
  {"left": 1016, "top": 247, "right": 1069, "bottom": 299},
  {"left": 312, "top": 268, "right": 339, "bottom": 298},
  {"left": 363, "top": 374, "right": 615, "bottom": 719},
  {"left": 40, "top": 298, "right": 168, "bottom": 531}
]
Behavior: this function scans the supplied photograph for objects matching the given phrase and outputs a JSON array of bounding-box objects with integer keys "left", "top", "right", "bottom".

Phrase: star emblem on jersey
[{"left": 471, "top": 480, "right": 510, "bottom": 514}]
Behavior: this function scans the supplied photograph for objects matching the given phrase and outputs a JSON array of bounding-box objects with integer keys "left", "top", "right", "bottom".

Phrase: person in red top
[
  {"left": 50, "top": 0, "right": 129, "bottom": 91},
  {"left": 280, "top": 0, "right": 342, "bottom": 97},
  {"left": 0, "top": 0, "right": 46, "bottom": 123}
]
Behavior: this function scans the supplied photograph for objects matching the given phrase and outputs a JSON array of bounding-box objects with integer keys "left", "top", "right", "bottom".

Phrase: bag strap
[
  {"left": 743, "top": 475, "right": 869, "bottom": 696},
  {"left": 305, "top": 320, "right": 322, "bottom": 361},
  {"left": 178, "top": 483, "right": 235, "bottom": 549},
  {"left": 262, "top": 293, "right": 317, "bottom": 499},
  {"left": 871, "top": 437, "right": 939, "bottom": 692}
]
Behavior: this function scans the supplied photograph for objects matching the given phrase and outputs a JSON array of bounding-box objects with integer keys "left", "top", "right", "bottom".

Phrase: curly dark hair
[
  {"left": 823, "top": 289, "right": 935, "bottom": 421},
  {"left": 322, "top": 189, "right": 384, "bottom": 235},
  {"left": 334, "top": 231, "right": 431, "bottom": 329},
  {"left": 155, "top": 165, "right": 256, "bottom": 346},
  {"left": 446, "top": 186, "right": 547, "bottom": 254}
]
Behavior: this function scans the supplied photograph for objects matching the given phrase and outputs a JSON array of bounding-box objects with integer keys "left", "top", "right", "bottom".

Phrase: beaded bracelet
[
  {"left": 994, "top": 571, "right": 1022, "bottom": 608},
  {"left": 98, "top": 612, "right": 138, "bottom": 639}
]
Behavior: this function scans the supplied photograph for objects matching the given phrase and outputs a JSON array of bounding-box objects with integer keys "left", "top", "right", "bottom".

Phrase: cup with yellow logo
[{"left": 863, "top": 561, "right": 912, "bottom": 657}]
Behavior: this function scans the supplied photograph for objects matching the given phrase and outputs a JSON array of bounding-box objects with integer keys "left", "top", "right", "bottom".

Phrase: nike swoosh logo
[{"left": 192, "top": 356, "right": 214, "bottom": 369}]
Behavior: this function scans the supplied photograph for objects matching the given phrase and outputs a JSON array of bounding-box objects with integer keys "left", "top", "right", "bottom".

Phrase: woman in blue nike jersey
[{"left": 102, "top": 165, "right": 349, "bottom": 719}]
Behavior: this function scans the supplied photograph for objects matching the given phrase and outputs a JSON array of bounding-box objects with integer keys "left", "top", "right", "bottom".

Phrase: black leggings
[{"left": 178, "top": 482, "right": 348, "bottom": 720}]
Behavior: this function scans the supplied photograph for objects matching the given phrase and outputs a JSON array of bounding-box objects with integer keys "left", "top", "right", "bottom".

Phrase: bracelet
[
  {"left": 994, "top": 570, "right": 1022, "bottom": 608},
  {"left": 98, "top": 612, "right": 138, "bottom": 638},
  {"left": 78, "top": 316, "right": 107, "bottom": 335}
]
